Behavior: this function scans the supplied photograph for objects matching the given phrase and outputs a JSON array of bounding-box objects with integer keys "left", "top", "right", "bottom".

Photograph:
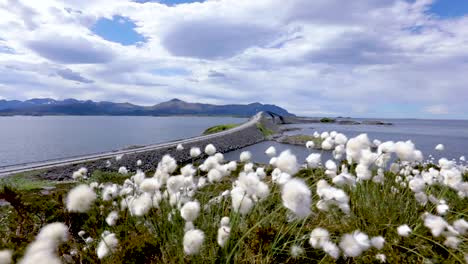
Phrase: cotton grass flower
[
  {"left": 105, "top": 211, "right": 119, "bottom": 226},
  {"left": 19, "top": 222, "right": 68, "bottom": 264},
  {"left": 217, "top": 226, "right": 231, "bottom": 247},
  {"left": 435, "top": 144, "right": 445, "bottom": 151},
  {"left": 140, "top": 178, "right": 161, "bottom": 194},
  {"left": 444, "top": 236, "right": 460, "bottom": 249},
  {"left": 306, "top": 141, "right": 315, "bottom": 149},
  {"left": 183, "top": 229, "right": 205, "bottom": 255},
  {"left": 231, "top": 187, "right": 254, "bottom": 215},
  {"left": 97, "top": 233, "right": 118, "bottom": 259},
  {"left": 66, "top": 184, "right": 96, "bottom": 213},
  {"left": 323, "top": 241, "right": 340, "bottom": 259},
  {"left": 370, "top": 236, "right": 385, "bottom": 250},
  {"left": 306, "top": 153, "right": 321, "bottom": 168},
  {"left": 265, "top": 146, "right": 276, "bottom": 157},
  {"left": 309, "top": 227, "right": 329, "bottom": 249},
  {"left": 240, "top": 151, "right": 252, "bottom": 162},
  {"left": 453, "top": 219, "right": 468, "bottom": 235},
  {"left": 375, "top": 253, "right": 386, "bottom": 263},
  {"left": 423, "top": 213, "right": 448, "bottom": 237},
  {"left": 275, "top": 150, "right": 299, "bottom": 175},
  {"left": 397, "top": 225, "right": 412, "bottom": 237},
  {"left": 281, "top": 178, "right": 311, "bottom": 218},
  {"left": 118, "top": 166, "right": 128, "bottom": 175},
  {"left": 290, "top": 245, "right": 304, "bottom": 258},
  {"left": 0, "top": 249, "right": 12, "bottom": 264},
  {"left": 72, "top": 167, "right": 88, "bottom": 180},
  {"left": 339, "top": 231, "right": 370, "bottom": 257},
  {"left": 190, "top": 147, "right": 201, "bottom": 158},
  {"left": 180, "top": 200, "right": 200, "bottom": 222},
  {"left": 176, "top": 144, "right": 184, "bottom": 151},
  {"left": 205, "top": 144, "right": 216, "bottom": 156}
]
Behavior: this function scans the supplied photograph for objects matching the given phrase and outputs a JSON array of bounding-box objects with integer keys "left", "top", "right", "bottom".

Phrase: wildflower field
[{"left": 1, "top": 132, "right": 467, "bottom": 263}]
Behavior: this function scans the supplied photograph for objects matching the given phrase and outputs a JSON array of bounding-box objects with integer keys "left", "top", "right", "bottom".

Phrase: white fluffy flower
[
  {"left": 309, "top": 227, "right": 329, "bottom": 249},
  {"left": 256, "top": 167, "right": 266, "bottom": 179},
  {"left": 453, "top": 219, "right": 468, "bottom": 235},
  {"left": 72, "top": 167, "right": 88, "bottom": 180},
  {"left": 435, "top": 144, "right": 444, "bottom": 151},
  {"left": 66, "top": 184, "right": 97, "bottom": 213},
  {"left": 220, "top": 216, "right": 230, "bottom": 227},
  {"left": 265, "top": 146, "right": 276, "bottom": 157},
  {"left": 275, "top": 150, "right": 299, "bottom": 175},
  {"left": 397, "top": 225, "right": 412, "bottom": 237},
  {"left": 231, "top": 187, "right": 254, "bottom": 215},
  {"left": 190, "top": 147, "right": 201, "bottom": 158},
  {"left": 205, "top": 144, "right": 216, "bottom": 156},
  {"left": 339, "top": 231, "right": 370, "bottom": 257},
  {"left": 176, "top": 144, "right": 184, "bottom": 151},
  {"left": 208, "top": 169, "right": 223, "bottom": 183},
  {"left": 240, "top": 151, "right": 252, "bottom": 162},
  {"left": 180, "top": 200, "right": 200, "bottom": 222},
  {"left": 306, "top": 141, "right": 315, "bottom": 149},
  {"left": 423, "top": 213, "right": 448, "bottom": 237},
  {"left": 290, "top": 245, "right": 304, "bottom": 258},
  {"left": 140, "top": 178, "right": 161, "bottom": 193},
  {"left": 217, "top": 226, "right": 231, "bottom": 247},
  {"left": 105, "top": 211, "right": 119, "bottom": 226},
  {"left": 306, "top": 153, "right": 321, "bottom": 168},
  {"left": 444, "top": 236, "right": 460, "bottom": 249},
  {"left": 375, "top": 253, "right": 386, "bottom": 263},
  {"left": 19, "top": 223, "right": 68, "bottom": 264},
  {"left": 183, "top": 229, "right": 205, "bottom": 255},
  {"left": 118, "top": 166, "right": 128, "bottom": 175},
  {"left": 97, "top": 233, "right": 118, "bottom": 259},
  {"left": 129, "top": 193, "right": 152, "bottom": 216},
  {"left": 370, "top": 236, "right": 385, "bottom": 250},
  {"left": 0, "top": 249, "right": 12, "bottom": 264},
  {"left": 136, "top": 159, "right": 142, "bottom": 166},
  {"left": 323, "top": 241, "right": 340, "bottom": 259},
  {"left": 281, "top": 178, "right": 311, "bottom": 218}
]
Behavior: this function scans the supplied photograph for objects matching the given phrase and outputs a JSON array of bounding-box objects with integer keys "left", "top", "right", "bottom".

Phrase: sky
[{"left": 0, "top": 0, "right": 467, "bottom": 119}]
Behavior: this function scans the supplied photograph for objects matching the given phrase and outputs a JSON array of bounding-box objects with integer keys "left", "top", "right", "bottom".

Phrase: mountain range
[{"left": 0, "top": 98, "right": 294, "bottom": 117}]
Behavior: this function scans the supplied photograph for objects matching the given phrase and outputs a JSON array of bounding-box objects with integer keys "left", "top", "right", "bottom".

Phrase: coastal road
[{"left": 0, "top": 112, "right": 263, "bottom": 178}]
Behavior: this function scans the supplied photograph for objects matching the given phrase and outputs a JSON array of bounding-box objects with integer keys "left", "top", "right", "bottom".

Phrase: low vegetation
[
  {"left": 277, "top": 134, "right": 323, "bottom": 147},
  {"left": 1, "top": 134, "right": 467, "bottom": 263},
  {"left": 320, "top": 118, "right": 336, "bottom": 123},
  {"left": 256, "top": 123, "right": 274, "bottom": 137},
  {"left": 203, "top": 124, "right": 239, "bottom": 135}
]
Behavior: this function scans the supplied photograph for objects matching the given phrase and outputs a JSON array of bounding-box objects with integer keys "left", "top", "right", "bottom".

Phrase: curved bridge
[{"left": 263, "top": 111, "right": 287, "bottom": 124}]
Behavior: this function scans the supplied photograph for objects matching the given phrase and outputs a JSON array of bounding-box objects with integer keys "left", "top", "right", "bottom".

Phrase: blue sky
[{"left": 1, "top": 0, "right": 468, "bottom": 119}]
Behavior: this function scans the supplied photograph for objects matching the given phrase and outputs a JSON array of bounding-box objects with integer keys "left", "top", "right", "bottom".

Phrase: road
[{"left": 0, "top": 112, "right": 263, "bottom": 178}]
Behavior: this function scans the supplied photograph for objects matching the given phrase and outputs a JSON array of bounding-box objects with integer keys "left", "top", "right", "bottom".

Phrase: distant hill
[{"left": 0, "top": 98, "right": 295, "bottom": 117}]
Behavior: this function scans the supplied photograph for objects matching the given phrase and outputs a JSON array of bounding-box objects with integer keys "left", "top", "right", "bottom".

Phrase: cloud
[
  {"left": 27, "top": 35, "right": 115, "bottom": 64},
  {"left": 56, "top": 68, "right": 94, "bottom": 83},
  {"left": 161, "top": 19, "right": 277, "bottom": 59},
  {"left": 0, "top": 0, "right": 467, "bottom": 118},
  {"left": 424, "top": 104, "right": 449, "bottom": 115}
]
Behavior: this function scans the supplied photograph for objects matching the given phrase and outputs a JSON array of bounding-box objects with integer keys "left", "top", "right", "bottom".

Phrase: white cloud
[
  {"left": 424, "top": 104, "right": 449, "bottom": 115},
  {"left": 0, "top": 0, "right": 467, "bottom": 118}
]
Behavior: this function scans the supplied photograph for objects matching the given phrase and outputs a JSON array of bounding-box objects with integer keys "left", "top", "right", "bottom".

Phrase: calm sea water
[
  {"left": 0, "top": 116, "right": 246, "bottom": 167},
  {"left": 225, "top": 119, "right": 468, "bottom": 164}
]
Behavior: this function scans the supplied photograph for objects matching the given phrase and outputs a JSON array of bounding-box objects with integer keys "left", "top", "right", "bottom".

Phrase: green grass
[
  {"left": 257, "top": 123, "right": 274, "bottom": 137},
  {"left": 320, "top": 117, "right": 336, "bottom": 123},
  {"left": 1, "top": 164, "right": 467, "bottom": 263},
  {"left": 203, "top": 124, "right": 240, "bottom": 135},
  {"left": 0, "top": 171, "right": 55, "bottom": 191}
]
